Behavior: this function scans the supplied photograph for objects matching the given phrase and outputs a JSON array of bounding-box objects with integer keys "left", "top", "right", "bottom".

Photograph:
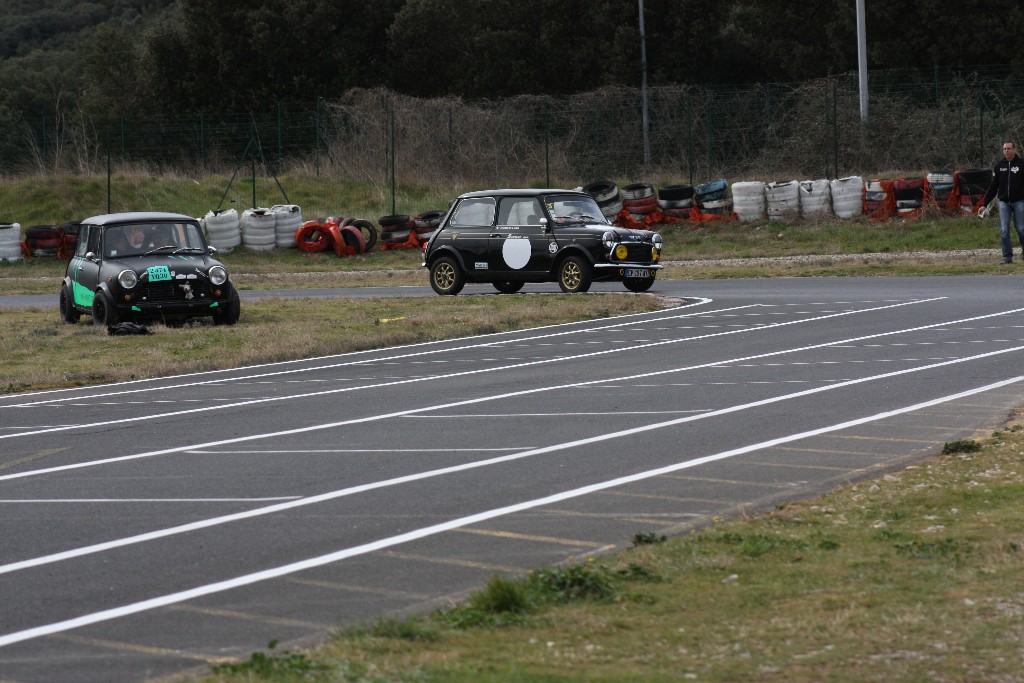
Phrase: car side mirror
[
  {"left": 540, "top": 217, "right": 549, "bottom": 232},
  {"left": 207, "top": 245, "right": 218, "bottom": 255},
  {"left": 85, "top": 251, "right": 97, "bottom": 261}
]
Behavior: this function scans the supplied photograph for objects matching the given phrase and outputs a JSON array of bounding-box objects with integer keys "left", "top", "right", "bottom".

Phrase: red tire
[{"left": 295, "top": 221, "right": 331, "bottom": 252}]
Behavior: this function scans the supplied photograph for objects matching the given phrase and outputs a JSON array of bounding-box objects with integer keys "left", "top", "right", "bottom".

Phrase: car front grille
[
  {"left": 137, "top": 280, "right": 213, "bottom": 302},
  {"left": 620, "top": 243, "right": 654, "bottom": 262}
]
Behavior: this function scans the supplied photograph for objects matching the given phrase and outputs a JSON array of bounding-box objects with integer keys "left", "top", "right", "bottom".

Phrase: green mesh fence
[{"left": 1, "top": 66, "right": 1022, "bottom": 226}]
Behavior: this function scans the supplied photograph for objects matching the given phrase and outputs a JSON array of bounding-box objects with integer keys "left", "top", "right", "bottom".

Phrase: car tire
[
  {"left": 91, "top": 291, "right": 120, "bottom": 330},
  {"left": 557, "top": 255, "right": 592, "bottom": 293},
  {"left": 493, "top": 280, "right": 525, "bottom": 294},
  {"left": 213, "top": 287, "right": 241, "bottom": 326},
  {"left": 623, "top": 276, "right": 656, "bottom": 293},
  {"left": 59, "top": 284, "right": 80, "bottom": 323},
  {"left": 430, "top": 256, "right": 465, "bottom": 295}
]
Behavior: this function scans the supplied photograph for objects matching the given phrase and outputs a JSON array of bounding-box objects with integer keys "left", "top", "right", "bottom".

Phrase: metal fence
[{"left": 1, "top": 65, "right": 1022, "bottom": 224}]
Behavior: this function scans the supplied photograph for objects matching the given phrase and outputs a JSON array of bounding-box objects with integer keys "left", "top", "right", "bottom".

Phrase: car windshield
[
  {"left": 104, "top": 222, "right": 206, "bottom": 257},
  {"left": 545, "top": 195, "right": 605, "bottom": 224}
]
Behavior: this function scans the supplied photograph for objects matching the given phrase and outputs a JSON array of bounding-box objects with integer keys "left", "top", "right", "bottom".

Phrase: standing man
[{"left": 980, "top": 140, "right": 1024, "bottom": 264}]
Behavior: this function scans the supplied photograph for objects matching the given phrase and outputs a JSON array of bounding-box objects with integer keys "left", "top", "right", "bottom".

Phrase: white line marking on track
[
  {"left": 1, "top": 349, "right": 1020, "bottom": 580},
  {"left": 0, "top": 299, "right": 952, "bottom": 440},
  {"left": 0, "top": 306, "right": 1019, "bottom": 479},
  {"left": 0, "top": 374, "right": 1019, "bottom": 649},
  {"left": 0, "top": 497, "right": 302, "bottom": 503}
]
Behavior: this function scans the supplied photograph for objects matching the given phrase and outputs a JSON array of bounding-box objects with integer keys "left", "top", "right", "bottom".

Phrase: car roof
[
  {"left": 80, "top": 212, "right": 198, "bottom": 226},
  {"left": 457, "top": 189, "right": 589, "bottom": 199}
]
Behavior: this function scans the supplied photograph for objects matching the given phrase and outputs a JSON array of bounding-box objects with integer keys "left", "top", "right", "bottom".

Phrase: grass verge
[
  {"left": 0, "top": 294, "right": 666, "bottom": 394},
  {"left": 199, "top": 416, "right": 1024, "bottom": 683}
]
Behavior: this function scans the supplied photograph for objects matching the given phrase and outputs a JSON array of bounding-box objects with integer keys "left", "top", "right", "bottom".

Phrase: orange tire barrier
[{"left": 294, "top": 221, "right": 331, "bottom": 252}]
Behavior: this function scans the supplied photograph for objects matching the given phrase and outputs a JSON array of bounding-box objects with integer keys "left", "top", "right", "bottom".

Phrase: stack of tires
[
  {"left": 829, "top": 176, "right": 864, "bottom": 218},
  {"left": 731, "top": 182, "right": 767, "bottom": 223},
  {"left": 23, "top": 224, "right": 62, "bottom": 256},
  {"left": 271, "top": 204, "right": 303, "bottom": 248},
  {"left": 798, "top": 179, "right": 832, "bottom": 219},
  {"left": 241, "top": 208, "right": 276, "bottom": 251},
  {"left": 892, "top": 177, "right": 925, "bottom": 216},
  {"left": 0, "top": 222, "right": 21, "bottom": 260},
  {"left": 582, "top": 180, "right": 623, "bottom": 220},
  {"left": 957, "top": 169, "right": 993, "bottom": 213},
  {"left": 656, "top": 184, "right": 695, "bottom": 218},
  {"left": 620, "top": 183, "right": 658, "bottom": 221},
  {"left": 926, "top": 171, "right": 955, "bottom": 207},
  {"left": 413, "top": 210, "right": 445, "bottom": 241},
  {"left": 695, "top": 179, "right": 731, "bottom": 215},
  {"left": 765, "top": 180, "right": 800, "bottom": 222},
  {"left": 864, "top": 179, "right": 889, "bottom": 214},
  {"left": 378, "top": 215, "right": 417, "bottom": 247},
  {"left": 203, "top": 209, "right": 241, "bottom": 251}
]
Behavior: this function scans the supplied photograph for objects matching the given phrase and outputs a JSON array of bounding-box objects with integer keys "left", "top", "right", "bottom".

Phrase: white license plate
[{"left": 624, "top": 268, "right": 649, "bottom": 278}]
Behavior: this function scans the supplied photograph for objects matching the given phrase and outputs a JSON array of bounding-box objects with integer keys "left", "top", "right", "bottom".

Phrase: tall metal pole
[
  {"left": 856, "top": 0, "right": 868, "bottom": 121},
  {"left": 639, "top": 0, "right": 651, "bottom": 166}
]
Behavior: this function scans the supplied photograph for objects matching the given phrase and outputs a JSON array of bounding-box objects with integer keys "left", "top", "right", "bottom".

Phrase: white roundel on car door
[{"left": 502, "top": 236, "right": 531, "bottom": 269}]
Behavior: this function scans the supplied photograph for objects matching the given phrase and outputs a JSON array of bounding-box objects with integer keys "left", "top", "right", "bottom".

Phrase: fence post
[
  {"left": 390, "top": 105, "right": 396, "bottom": 216},
  {"left": 978, "top": 95, "right": 984, "bottom": 167},
  {"left": 544, "top": 100, "right": 550, "bottom": 188},
  {"left": 315, "top": 96, "right": 322, "bottom": 178},
  {"left": 832, "top": 82, "right": 839, "bottom": 179},
  {"left": 685, "top": 89, "right": 693, "bottom": 185},
  {"left": 106, "top": 129, "right": 112, "bottom": 214}
]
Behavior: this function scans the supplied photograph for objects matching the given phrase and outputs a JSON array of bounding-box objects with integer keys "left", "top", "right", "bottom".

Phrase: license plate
[{"left": 624, "top": 268, "right": 649, "bottom": 278}]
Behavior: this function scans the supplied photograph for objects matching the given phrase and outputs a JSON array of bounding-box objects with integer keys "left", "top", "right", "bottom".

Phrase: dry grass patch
[{"left": 0, "top": 294, "right": 666, "bottom": 394}]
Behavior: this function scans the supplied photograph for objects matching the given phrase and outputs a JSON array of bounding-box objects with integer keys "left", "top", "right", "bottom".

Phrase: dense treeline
[{"left": 1, "top": 0, "right": 1022, "bottom": 128}]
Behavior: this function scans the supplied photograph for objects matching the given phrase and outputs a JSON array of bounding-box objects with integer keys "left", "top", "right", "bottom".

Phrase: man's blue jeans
[{"left": 998, "top": 199, "right": 1024, "bottom": 260}]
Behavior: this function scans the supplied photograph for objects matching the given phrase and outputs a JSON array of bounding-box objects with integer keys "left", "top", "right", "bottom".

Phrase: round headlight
[
  {"left": 652, "top": 233, "right": 663, "bottom": 249},
  {"left": 614, "top": 244, "right": 629, "bottom": 260},
  {"left": 602, "top": 231, "right": 618, "bottom": 249},
  {"left": 117, "top": 269, "right": 138, "bottom": 289},
  {"left": 208, "top": 265, "right": 228, "bottom": 286}
]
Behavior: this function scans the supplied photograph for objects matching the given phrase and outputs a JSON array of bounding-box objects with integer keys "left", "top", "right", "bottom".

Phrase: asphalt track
[{"left": 1, "top": 275, "right": 1023, "bottom": 682}]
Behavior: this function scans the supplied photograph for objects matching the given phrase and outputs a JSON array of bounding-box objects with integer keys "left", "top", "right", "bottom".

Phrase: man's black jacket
[{"left": 982, "top": 154, "right": 1024, "bottom": 205}]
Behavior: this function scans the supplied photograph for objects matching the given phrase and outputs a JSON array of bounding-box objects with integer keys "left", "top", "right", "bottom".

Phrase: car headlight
[
  {"left": 117, "top": 269, "right": 138, "bottom": 289},
  {"left": 652, "top": 233, "right": 663, "bottom": 250},
  {"left": 208, "top": 265, "right": 228, "bottom": 286},
  {"left": 602, "top": 231, "right": 618, "bottom": 250}
]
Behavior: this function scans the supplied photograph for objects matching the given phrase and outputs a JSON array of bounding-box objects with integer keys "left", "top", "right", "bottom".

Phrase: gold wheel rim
[{"left": 562, "top": 262, "right": 581, "bottom": 289}]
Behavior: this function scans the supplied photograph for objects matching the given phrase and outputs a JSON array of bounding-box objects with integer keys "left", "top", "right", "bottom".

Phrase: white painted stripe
[
  {"left": 0, "top": 498, "right": 302, "bottom": 503},
  {"left": 0, "top": 299, "right": 716, "bottom": 405},
  {"left": 0, "top": 348, "right": 1020, "bottom": 579},
  {"left": 187, "top": 448, "right": 535, "bottom": 454},
  {"left": 0, "top": 374, "right": 1018, "bottom": 649},
  {"left": 0, "top": 306, "right": 1020, "bottom": 479},
  {"left": 0, "top": 298, "right": 952, "bottom": 441}
]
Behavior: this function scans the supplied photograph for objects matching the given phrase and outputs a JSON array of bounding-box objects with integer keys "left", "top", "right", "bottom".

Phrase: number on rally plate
[{"left": 624, "top": 268, "right": 649, "bottom": 278}]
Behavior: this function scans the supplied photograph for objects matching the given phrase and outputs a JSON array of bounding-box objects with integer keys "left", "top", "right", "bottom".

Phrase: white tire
[
  {"left": 799, "top": 179, "right": 832, "bottom": 218},
  {"left": 765, "top": 180, "right": 800, "bottom": 221},
  {"left": 731, "top": 182, "right": 766, "bottom": 223},
  {"left": 0, "top": 222, "right": 22, "bottom": 260},
  {"left": 829, "top": 176, "right": 863, "bottom": 218}
]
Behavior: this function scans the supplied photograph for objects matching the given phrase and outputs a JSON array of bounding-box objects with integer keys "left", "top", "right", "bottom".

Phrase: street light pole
[{"left": 856, "top": 0, "right": 868, "bottom": 121}]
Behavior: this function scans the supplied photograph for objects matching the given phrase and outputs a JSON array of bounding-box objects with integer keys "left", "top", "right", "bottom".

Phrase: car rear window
[{"left": 451, "top": 197, "right": 495, "bottom": 226}]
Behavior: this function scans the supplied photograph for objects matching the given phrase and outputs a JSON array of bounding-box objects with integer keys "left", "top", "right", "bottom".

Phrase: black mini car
[
  {"left": 421, "top": 189, "right": 664, "bottom": 295},
  {"left": 59, "top": 212, "right": 240, "bottom": 328}
]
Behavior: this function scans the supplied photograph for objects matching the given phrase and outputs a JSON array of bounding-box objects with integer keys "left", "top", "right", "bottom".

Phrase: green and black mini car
[
  {"left": 421, "top": 189, "right": 664, "bottom": 295},
  {"left": 59, "top": 212, "right": 240, "bottom": 328}
]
